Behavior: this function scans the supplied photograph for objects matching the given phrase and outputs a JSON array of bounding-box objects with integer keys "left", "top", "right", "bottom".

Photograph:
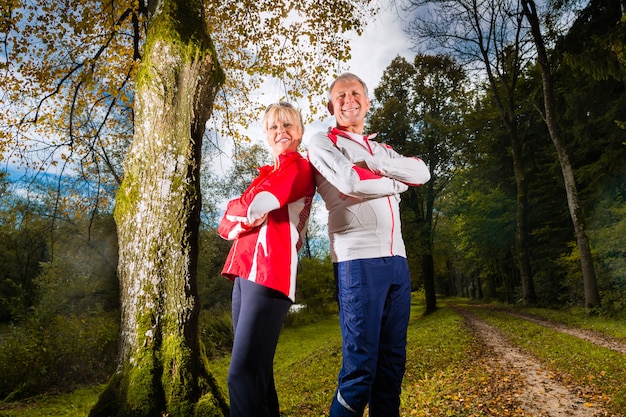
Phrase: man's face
[{"left": 327, "top": 78, "right": 370, "bottom": 133}]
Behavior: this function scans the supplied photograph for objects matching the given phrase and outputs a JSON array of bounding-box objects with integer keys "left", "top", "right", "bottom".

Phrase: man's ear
[{"left": 327, "top": 101, "right": 335, "bottom": 115}]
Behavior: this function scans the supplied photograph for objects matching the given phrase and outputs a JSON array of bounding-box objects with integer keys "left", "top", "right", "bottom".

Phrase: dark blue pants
[
  {"left": 228, "top": 277, "right": 291, "bottom": 417},
  {"left": 329, "top": 256, "right": 411, "bottom": 417}
]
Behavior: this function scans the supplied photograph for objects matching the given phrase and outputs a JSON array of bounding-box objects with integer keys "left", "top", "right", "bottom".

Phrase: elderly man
[{"left": 307, "top": 72, "right": 431, "bottom": 417}]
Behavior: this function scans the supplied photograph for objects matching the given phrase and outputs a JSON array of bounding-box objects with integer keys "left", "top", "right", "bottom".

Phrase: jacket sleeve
[
  {"left": 307, "top": 132, "right": 411, "bottom": 199},
  {"left": 217, "top": 198, "right": 252, "bottom": 240},
  {"left": 243, "top": 157, "right": 313, "bottom": 221},
  {"left": 218, "top": 157, "right": 314, "bottom": 240},
  {"left": 359, "top": 142, "right": 431, "bottom": 186}
]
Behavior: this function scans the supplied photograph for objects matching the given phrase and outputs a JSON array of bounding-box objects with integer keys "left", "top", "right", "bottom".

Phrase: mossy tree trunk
[{"left": 89, "top": 1, "right": 227, "bottom": 416}]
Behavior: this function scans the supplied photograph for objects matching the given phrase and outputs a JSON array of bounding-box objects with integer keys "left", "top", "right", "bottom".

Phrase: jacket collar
[{"left": 328, "top": 127, "right": 377, "bottom": 145}]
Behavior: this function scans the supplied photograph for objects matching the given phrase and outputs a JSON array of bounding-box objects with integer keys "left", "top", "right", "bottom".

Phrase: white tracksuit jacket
[{"left": 307, "top": 127, "right": 431, "bottom": 263}]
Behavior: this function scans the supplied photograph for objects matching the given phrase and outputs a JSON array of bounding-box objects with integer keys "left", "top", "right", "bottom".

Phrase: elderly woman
[{"left": 217, "top": 102, "right": 315, "bottom": 417}]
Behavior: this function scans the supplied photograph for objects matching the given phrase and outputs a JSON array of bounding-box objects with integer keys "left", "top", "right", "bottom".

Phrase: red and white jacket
[
  {"left": 218, "top": 151, "right": 315, "bottom": 302},
  {"left": 307, "top": 127, "right": 431, "bottom": 263}
]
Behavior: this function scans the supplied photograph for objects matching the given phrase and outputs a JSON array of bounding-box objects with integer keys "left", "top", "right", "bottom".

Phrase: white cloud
[{"left": 344, "top": 8, "right": 413, "bottom": 94}]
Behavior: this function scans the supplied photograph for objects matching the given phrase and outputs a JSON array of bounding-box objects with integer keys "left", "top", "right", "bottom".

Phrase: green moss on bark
[{"left": 135, "top": 0, "right": 224, "bottom": 92}]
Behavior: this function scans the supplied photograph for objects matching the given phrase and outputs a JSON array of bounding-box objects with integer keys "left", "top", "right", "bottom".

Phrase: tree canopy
[{"left": 0, "top": 0, "right": 379, "bottom": 209}]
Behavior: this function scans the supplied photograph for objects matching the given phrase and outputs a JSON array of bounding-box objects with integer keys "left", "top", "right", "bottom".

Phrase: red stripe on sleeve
[{"left": 352, "top": 165, "right": 382, "bottom": 180}]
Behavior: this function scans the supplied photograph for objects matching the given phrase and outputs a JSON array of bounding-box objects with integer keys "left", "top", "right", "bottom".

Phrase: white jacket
[{"left": 307, "top": 128, "right": 431, "bottom": 262}]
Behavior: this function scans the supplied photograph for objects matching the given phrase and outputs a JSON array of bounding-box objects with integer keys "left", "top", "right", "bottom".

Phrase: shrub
[
  {"left": 284, "top": 303, "right": 338, "bottom": 328},
  {"left": 199, "top": 304, "right": 233, "bottom": 359},
  {"left": 0, "top": 312, "right": 118, "bottom": 400}
]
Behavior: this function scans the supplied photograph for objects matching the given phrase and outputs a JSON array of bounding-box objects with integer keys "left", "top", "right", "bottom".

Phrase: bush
[
  {"left": 199, "top": 304, "right": 233, "bottom": 359},
  {"left": 296, "top": 257, "right": 336, "bottom": 311},
  {"left": 0, "top": 312, "right": 118, "bottom": 400},
  {"left": 284, "top": 303, "right": 338, "bottom": 328}
]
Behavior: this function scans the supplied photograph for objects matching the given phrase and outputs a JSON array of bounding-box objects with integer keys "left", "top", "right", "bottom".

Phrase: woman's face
[{"left": 265, "top": 114, "right": 302, "bottom": 157}]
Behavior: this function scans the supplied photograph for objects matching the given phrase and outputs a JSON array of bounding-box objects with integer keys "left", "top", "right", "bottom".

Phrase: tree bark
[
  {"left": 521, "top": 0, "right": 601, "bottom": 308},
  {"left": 509, "top": 120, "right": 536, "bottom": 305},
  {"left": 486, "top": 82, "right": 536, "bottom": 305},
  {"left": 89, "top": 1, "right": 228, "bottom": 416}
]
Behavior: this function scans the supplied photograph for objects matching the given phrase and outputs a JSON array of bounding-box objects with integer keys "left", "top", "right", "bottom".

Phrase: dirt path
[{"left": 455, "top": 306, "right": 615, "bottom": 417}]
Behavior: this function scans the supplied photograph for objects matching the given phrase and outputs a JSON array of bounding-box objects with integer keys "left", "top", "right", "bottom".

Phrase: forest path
[{"left": 452, "top": 305, "right": 617, "bottom": 417}]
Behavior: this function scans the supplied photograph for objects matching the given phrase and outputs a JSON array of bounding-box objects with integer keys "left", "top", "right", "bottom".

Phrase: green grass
[
  {"left": 275, "top": 300, "right": 518, "bottom": 416},
  {"left": 207, "top": 313, "right": 343, "bottom": 414},
  {"left": 0, "top": 385, "right": 104, "bottom": 417},
  {"left": 275, "top": 316, "right": 343, "bottom": 416},
  {"left": 518, "top": 306, "right": 626, "bottom": 339}
]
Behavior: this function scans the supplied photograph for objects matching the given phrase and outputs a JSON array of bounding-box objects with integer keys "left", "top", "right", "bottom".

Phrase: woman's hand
[{"left": 244, "top": 213, "right": 268, "bottom": 228}]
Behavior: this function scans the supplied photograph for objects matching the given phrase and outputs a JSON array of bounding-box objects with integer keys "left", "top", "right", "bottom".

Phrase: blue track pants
[{"left": 329, "top": 256, "right": 411, "bottom": 417}]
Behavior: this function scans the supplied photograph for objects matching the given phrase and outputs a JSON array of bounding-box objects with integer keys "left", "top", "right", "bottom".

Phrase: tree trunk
[
  {"left": 510, "top": 130, "right": 536, "bottom": 305},
  {"left": 422, "top": 253, "right": 437, "bottom": 311},
  {"left": 89, "top": 1, "right": 227, "bottom": 416},
  {"left": 521, "top": 0, "right": 601, "bottom": 308},
  {"left": 478, "top": 31, "right": 537, "bottom": 305},
  {"left": 422, "top": 177, "right": 437, "bottom": 312}
]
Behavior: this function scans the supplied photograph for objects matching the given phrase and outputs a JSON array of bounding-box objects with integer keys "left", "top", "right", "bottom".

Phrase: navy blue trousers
[
  {"left": 329, "top": 256, "right": 411, "bottom": 417},
  {"left": 228, "top": 277, "right": 291, "bottom": 417}
]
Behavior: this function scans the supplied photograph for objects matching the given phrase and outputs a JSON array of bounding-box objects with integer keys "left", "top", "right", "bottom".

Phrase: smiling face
[
  {"left": 327, "top": 76, "right": 371, "bottom": 134},
  {"left": 263, "top": 104, "right": 304, "bottom": 161}
]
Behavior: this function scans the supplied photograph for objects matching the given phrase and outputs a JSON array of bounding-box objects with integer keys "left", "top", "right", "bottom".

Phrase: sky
[
  {"left": 208, "top": 5, "right": 416, "bottom": 174},
  {"left": 4, "top": 4, "right": 415, "bottom": 170},
  {"left": 6, "top": 4, "right": 417, "bottom": 206},
  {"left": 296, "top": 7, "right": 416, "bottom": 234},
  {"left": 201, "top": 6, "right": 417, "bottom": 228}
]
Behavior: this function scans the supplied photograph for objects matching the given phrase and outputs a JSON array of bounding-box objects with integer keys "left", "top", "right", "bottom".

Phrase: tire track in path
[
  {"left": 500, "top": 310, "right": 626, "bottom": 355},
  {"left": 454, "top": 306, "right": 613, "bottom": 417}
]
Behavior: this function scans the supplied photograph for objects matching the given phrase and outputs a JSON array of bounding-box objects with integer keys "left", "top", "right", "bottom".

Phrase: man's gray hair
[{"left": 327, "top": 72, "right": 369, "bottom": 101}]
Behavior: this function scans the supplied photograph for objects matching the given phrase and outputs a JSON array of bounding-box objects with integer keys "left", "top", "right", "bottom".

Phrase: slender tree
[
  {"left": 520, "top": 0, "right": 600, "bottom": 308},
  {"left": 369, "top": 54, "right": 470, "bottom": 312},
  {"left": 404, "top": 0, "right": 538, "bottom": 304},
  {"left": 402, "top": 0, "right": 606, "bottom": 306}
]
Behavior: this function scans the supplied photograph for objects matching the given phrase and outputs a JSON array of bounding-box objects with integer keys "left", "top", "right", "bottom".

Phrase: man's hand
[{"left": 353, "top": 160, "right": 369, "bottom": 169}]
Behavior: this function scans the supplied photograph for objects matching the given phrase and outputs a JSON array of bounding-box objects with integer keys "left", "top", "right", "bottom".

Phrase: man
[{"left": 307, "top": 73, "right": 431, "bottom": 417}]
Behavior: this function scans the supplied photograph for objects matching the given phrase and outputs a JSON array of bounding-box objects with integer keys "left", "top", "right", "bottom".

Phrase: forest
[{"left": 0, "top": 0, "right": 624, "bottom": 415}]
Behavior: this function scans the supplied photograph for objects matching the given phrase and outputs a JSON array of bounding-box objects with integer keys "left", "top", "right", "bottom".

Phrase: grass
[
  {"left": 1, "top": 297, "right": 624, "bottom": 416},
  {"left": 207, "top": 312, "right": 343, "bottom": 414},
  {"left": 516, "top": 306, "right": 626, "bottom": 339},
  {"left": 213, "top": 299, "right": 532, "bottom": 416},
  {"left": 0, "top": 385, "right": 104, "bottom": 417}
]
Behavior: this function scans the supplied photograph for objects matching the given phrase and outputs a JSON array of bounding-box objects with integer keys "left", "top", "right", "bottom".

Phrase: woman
[{"left": 218, "top": 102, "right": 315, "bottom": 417}]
